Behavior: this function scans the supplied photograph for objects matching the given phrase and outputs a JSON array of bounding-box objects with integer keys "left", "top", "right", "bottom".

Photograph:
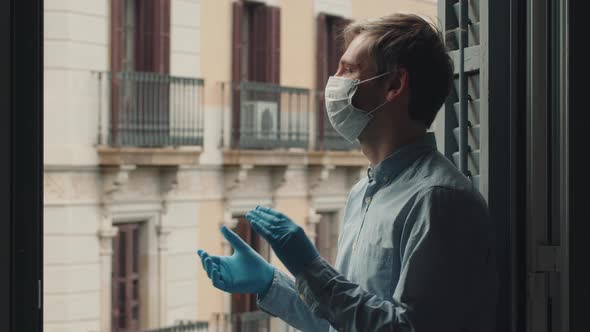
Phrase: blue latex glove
[
  {"left": 197, "top": 226, "right": 274, "bottom": 294},
  {"left": 245, "top": 205, "right": 319, "bottom": 276}
]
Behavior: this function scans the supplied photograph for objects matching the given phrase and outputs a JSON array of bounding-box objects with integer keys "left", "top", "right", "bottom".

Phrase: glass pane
[
  {"left": 119, "top": 231, "right": 126, "bottom": 278},
  {"left": 132, "top": 304, "right": 139, "bottom": 320},
  {"left": 132, "top": 228, "right": 139, "bottom": 273},
  {"left": 118, "top": 282, "right": 126, "bottom": 328},
  {"left": 132, "top": 279, "right": 138, "bottom": 300}
]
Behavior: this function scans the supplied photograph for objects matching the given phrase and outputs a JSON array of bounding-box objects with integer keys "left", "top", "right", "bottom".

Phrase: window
[
  {"left": 111, "top": 223, "right": 142, "bottom": 332},
  {"left": 112, "top": 0, "right": 170, "bottom": 74},
  {"left": 233, "top": 1, "right": 280, "bottom": 84}
]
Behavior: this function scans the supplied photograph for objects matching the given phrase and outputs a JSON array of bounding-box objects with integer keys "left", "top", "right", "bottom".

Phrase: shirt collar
[{"left": 367, "top": 132, "right": 437, "bottom": 184}]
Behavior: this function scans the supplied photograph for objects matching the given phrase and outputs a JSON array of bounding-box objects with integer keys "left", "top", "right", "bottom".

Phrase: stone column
[{"left": 98, "top": 214, "right": 117, "bottom": 332}]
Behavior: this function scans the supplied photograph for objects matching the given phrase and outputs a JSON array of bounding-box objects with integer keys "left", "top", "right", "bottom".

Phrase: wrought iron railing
[
  {"left": 223, "top": 81, "right": 310, "bottom": 150},
  {"left": 97, "top": 71, "right": 204, "bottom": 147},
  {"left": 132, "top": 321, "right": 209, "bottom": 332}
]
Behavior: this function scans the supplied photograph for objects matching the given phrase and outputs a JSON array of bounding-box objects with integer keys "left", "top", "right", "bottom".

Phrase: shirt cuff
[
  {"left": 295, "top": 256, "right": 340, "bottom": 316},
  {"left": 256, "top": 268, "right": 292, "bottom": 317}
]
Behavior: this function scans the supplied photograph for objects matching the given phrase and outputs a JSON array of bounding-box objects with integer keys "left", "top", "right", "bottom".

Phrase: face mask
[{"left": 324, "top": 71, "right": 392, "bottom": 143}]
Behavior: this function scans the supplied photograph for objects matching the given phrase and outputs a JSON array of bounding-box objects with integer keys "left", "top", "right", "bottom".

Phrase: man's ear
[{"left": 385, "top": 67, "right": 409, "bottom": 102}]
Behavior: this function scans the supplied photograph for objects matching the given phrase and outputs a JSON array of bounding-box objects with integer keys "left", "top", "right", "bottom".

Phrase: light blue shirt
[{"left": 258, "top": 133, "right": 497, "bottom": 331}]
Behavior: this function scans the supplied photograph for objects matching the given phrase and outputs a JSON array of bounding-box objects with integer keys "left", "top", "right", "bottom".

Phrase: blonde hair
[{"left": 343, "top": 13, "right": 453, "bottom": 127}]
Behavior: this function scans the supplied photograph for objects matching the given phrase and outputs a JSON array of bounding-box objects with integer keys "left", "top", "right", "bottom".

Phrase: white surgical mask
[{"left": 324, "top": 71, "right": 391, "bottom": 143}]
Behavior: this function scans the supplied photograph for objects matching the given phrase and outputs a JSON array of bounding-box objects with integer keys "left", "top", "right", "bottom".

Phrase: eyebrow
[{"left": 340, "top": 59, "right": 360, "bottom": 68}]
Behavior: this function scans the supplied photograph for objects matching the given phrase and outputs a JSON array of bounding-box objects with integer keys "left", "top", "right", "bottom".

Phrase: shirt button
[
  {"left": 299, "top": 292, "right": 305, "bottom": 301},
  {"left": 383, "top": 176, "right": 389, "bottom": 182},
  {"left": 365, "top": 197, "right": 372, "bottom": 204}
]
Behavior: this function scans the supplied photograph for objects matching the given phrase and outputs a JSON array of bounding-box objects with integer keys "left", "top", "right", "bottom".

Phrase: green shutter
[{"left": 439, "top": 0, "right": 484, "bottom": 192}]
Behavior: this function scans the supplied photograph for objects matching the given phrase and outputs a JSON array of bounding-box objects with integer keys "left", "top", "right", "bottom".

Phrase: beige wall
[
  {"left": 352, "top": 0, "right": 437, "bottom": 22},
  {"left": 200, "top": 0, "right": 233, "bottom": 104},
  {"left": 44, "top": 0, "right": 109, "bottom": 166},
  {"left": 171, "top": 0, "right": 203, "bottom": 77},
  {"left": 279, "top": 0, "right": 315, "bottom": 90}
]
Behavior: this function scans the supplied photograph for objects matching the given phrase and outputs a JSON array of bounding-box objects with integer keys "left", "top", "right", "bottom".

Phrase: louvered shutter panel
[{"left": 441, "top": 0, "right": 483, "bottom": 192}]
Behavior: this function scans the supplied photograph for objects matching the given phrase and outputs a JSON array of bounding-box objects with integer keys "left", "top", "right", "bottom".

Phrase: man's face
[{"left": 334, "top": 33, "right": 390, "bottom": 113}]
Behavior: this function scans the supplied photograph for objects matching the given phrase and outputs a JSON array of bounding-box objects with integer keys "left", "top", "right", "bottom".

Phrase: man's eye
[{"left": 344, "top": 67, "right": 352, "bottom": 73}]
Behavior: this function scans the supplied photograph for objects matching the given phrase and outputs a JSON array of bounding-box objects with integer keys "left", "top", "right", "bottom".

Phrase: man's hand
[
  {"left": 197, "top": 226, "right": 274, "bottom": 294},
  {"left": 246, "top": 205, "right": 319, "bottom": 276}
]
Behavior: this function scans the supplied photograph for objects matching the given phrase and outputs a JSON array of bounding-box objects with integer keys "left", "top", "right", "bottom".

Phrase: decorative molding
[
  {"left": 305, "top": 208, "right": 322, "bottom": 243},
  {"left": 308, "top": 165, "right": 336, "bottom": 190},
  {"left": 271, "top": 164, "right": 307, "bottom": 195},
  {"left": 347, "top": 166, "right": 367, "bottom": 188},
  {"left": 224, "top": 164, "right": 254, "bottom": 192},
  {"left": 306, "top": 208, "right": 323, "bottom": 225},
  {"left": 156, "top": 225, "right": 172, "bottom": 250},
  {"left": 160, "top": 166, "right": 181, "bottom": 214},
  {"left": 222, "top": 209, "right": 240, "bottom": 229},
  {"left": 101, "top": 164, "right": 136, "bottom": 202}
]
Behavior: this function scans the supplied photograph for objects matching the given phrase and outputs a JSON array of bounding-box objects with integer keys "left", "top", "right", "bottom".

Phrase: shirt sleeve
[
  {"left": 257, "top": 267, "right": 332, "bottom": 332},
  {"left": 294, "top": 186, "right": 497, "bottom": 332}
]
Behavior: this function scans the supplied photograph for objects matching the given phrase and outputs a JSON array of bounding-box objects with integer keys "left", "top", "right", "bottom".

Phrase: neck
[{"left": 360, "top": 125, "right": 427, "bottom": 168}]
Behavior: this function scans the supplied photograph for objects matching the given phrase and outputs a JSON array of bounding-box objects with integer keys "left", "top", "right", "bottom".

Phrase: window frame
[{"left": 1, "top": 0, "right": 44, "bottom": 331}]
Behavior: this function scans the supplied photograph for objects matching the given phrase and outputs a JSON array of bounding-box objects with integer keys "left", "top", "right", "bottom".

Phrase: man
[{"left": 198, "top": 13, "right": 497, "bottom": 332}]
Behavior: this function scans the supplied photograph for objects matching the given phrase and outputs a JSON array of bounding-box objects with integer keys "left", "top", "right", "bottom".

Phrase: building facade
[{"left": 43, "top": 1, "right": 436, "bottom": 331}]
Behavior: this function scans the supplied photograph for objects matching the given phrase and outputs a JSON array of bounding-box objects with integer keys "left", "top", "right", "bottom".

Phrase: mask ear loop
[
  {"left": 366, "top": 100, "right": 389, "bottom": 119},
  {"left": 364, "top": 69, "right": 396, "bottom": 118},
  {"left": 356, "top": 70, "right": 394, "bottom": 85}
]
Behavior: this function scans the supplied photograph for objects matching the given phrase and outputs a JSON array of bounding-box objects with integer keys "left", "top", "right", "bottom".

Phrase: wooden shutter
[
  {"left": 134, "top": 0, "right": 149, "bottom": 72},
  {"left": 111, "top": 0, "right": 125, "bottom": 144},
  {"left": 154, "top": 0, "right": 170, "bottom": 74},
  {"left": 251, "top": 4, "right": 267, "bottom": 82},
  {"left": 135, "top": 0, "right": 170, "bottom": 73},
  {"left": 249, "top": 5, "right": 280, "bottom": 83},
  {"left": 112, "top": 224, "right": 141, "bottom": 332}
]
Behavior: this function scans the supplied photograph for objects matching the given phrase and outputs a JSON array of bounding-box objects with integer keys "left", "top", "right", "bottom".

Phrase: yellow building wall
[
  {"left": 279, "top": 0, "right": 316, "bottom": 90},
  {"left": 200, "top": 0, "right": 233, "bottom": 108}
]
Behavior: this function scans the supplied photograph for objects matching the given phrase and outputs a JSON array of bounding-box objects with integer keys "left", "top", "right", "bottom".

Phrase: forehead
[{"left": 340, "top": 33, "right": 375, "bottom": 70}]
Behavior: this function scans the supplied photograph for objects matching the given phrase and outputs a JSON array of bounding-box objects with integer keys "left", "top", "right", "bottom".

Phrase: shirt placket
[{"left": 351, "top": 180, "right": 379, "bottom": 252}]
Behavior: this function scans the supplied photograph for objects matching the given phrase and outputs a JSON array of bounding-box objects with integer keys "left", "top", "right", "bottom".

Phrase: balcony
[
  {"left": 218, "top": 83, "right": 366, "bottom": 167},
  {"left": 227, "top": 81, "right": 310, "bottom": 150},
  {"left": 96, "top": 71, "right": 204, "bottom": 166}
]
